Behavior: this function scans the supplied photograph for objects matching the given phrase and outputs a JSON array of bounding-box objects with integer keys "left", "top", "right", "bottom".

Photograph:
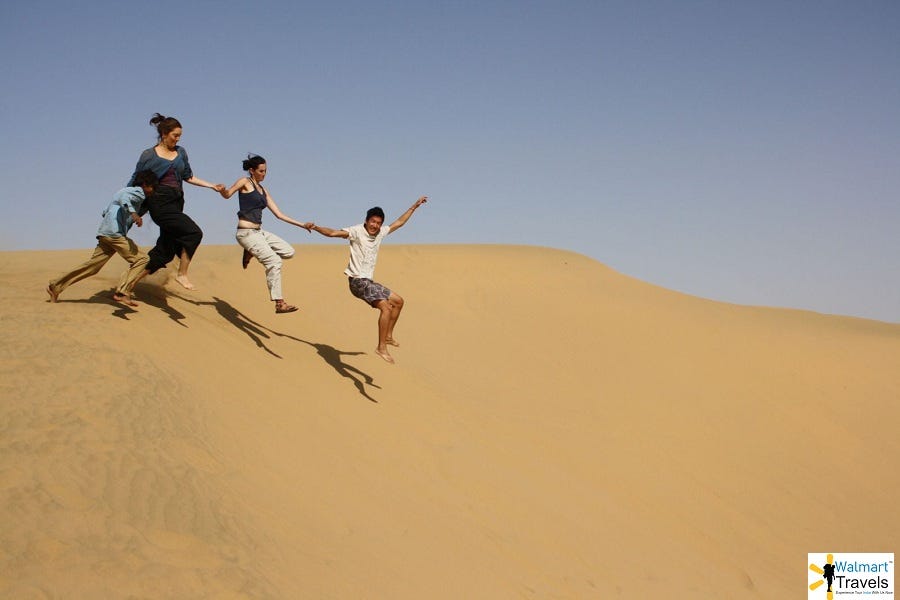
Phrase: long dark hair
[{"left": 149, "top": 113, "right": 182, "bottom": 141}]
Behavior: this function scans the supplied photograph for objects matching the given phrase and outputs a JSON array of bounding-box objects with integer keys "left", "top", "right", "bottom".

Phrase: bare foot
[
  {"left": 46, "top": 285, "right": 59, "bottom": 303},
  {"left": 374, "top": 348, "right": 395, "bottom": 364},
  {"left": 385, "top": 338, "right": 400, "bottom": 347},
  {"left": 112, "top": 292, "right": 139, "bottom": 307},
  {"left": 174, "top": 274, "right": 196, "bottom": 290}
]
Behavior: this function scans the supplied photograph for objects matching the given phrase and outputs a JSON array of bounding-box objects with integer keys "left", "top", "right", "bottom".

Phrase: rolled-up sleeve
[
  {"left": 118, "top": 189, "right": 143, "bottom": 214},
  {"left": 180, "top": 148, "right": 194, "bottom": 181}
]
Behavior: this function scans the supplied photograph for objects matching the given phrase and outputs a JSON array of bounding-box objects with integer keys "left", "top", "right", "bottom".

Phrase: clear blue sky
[{"left": 2, "top": 1, "right": 898, "bottom": 322}]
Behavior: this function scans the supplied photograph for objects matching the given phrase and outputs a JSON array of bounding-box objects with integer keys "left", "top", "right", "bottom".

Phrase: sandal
[
  {"left": 275, "top": 302, "right": 299, "bottom": 314},
  {"left": 242, "top": 249, "right": 252, "bottom": 269}
]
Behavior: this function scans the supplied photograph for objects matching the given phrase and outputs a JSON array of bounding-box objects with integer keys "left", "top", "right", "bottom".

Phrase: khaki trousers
[
  {"left": 49, "top": 236, "right": 149, "bottom": 297},
  {"left": 235, "top": 228, "right": 295, "bottom": 300}
]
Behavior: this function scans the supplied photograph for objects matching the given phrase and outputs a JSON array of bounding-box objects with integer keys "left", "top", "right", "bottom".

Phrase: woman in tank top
[{"left": 220, "top": 154, "right": 312, "bottom": 313}]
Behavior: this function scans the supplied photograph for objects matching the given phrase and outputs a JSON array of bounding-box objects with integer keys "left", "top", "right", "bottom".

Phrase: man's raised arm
[{"left": 388, "top": 196, "right": 428, "bottom": 233}]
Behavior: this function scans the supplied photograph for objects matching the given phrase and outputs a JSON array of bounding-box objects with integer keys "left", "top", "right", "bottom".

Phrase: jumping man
[{"left": 307, "top": 196, "right": 428, "bottom": 364}]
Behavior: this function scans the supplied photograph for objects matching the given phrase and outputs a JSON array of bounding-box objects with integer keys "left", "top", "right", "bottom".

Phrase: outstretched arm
[
  {"left": 267, "top": 196, "right": 312, "bottom": 232},
  {"left": 186, "top": 176, "right": 226, "bottom": 193},
  {"left": 307, "top": 224, "right": 349, "bottom": 239},
  {"left": 388, "top": 196, "right": 428, "bottom": 233},
  {"left": 220, "top": 177, "right": 250, "bottom": 200}
]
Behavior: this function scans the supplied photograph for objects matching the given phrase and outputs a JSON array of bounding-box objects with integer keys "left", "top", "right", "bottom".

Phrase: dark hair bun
[
  {"left": 243, "top": 153, "right": 266, "bottom": 171},
  {"left": 149, "top": 113, "right": 182, "bottom": 140}
]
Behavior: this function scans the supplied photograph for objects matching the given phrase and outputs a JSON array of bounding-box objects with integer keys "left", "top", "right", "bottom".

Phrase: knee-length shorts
[{"left": 348, "top": 277, "right": 391, "bottom": 307}]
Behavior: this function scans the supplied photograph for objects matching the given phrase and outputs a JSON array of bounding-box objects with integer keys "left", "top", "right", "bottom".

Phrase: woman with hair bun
[
  {"left": 128, "top": 113, "right": 225, "bottom": 290},
  {"left": 220, "top": 154, "right": 312, "bottom": 314}
]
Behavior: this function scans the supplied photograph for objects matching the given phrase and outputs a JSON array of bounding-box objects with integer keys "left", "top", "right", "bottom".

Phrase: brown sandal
[{"left": 275, "top": 302, "right": 299, "bottom": 314}]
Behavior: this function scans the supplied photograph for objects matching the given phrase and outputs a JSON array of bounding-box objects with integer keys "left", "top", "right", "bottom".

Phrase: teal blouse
[{"left": 128, "top": 146, "right": 194, "bottom": 187}]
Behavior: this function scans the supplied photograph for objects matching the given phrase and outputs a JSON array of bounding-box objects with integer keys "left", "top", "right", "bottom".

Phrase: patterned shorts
[{"left": 348, "top": 277, "right": 392, "bottom": 306}]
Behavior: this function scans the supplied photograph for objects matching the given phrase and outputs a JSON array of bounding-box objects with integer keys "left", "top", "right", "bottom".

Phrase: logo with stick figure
[
  {"left": 809, "top": 552, "right": 894, "bottom": 598},
  {"left": 809, "top": 554, "right": 836, "bottom": 599}
]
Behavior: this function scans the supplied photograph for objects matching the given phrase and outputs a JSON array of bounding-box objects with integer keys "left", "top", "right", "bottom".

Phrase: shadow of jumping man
[
  {"left": 293, "top": 340, "right": 381, "bottom": 403},
  {"left": 173, "top": 294, "right": 380, "bottom": 402}
]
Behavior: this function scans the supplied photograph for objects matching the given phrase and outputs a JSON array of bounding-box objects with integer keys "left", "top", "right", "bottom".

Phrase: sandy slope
[{"left": 1, "top": 244, "right": 897, "bottom": 599}]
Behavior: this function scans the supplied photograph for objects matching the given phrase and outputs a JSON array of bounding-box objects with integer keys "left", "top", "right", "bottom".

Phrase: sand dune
[{"left": 1, "top": 244, "right": 898, "bottom": 598}]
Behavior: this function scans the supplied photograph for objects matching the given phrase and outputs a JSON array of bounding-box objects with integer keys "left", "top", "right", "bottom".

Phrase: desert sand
[{"left": 1, "top": 244, "right": 898, "bottom": 598}]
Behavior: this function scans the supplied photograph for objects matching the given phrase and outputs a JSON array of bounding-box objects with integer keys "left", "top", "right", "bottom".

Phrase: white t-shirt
[{"left": 342, "top": 223, "right": 391, "bottom": 279}]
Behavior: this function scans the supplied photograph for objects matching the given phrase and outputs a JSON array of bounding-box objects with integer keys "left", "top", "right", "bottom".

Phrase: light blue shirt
[{"left": 97, "top": 187, "right": 146, "bottom": 238}]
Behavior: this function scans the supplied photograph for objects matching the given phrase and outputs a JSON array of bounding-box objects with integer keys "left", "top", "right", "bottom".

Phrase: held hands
[
  {"left": 302, "top": 222, "right": 315, "bottom": 233},
  {"left": 213, "top": 183, "right": 227, "bottom": 194},
  {"left": 132, "top": 213, "right": 143, "bottom": 227}
]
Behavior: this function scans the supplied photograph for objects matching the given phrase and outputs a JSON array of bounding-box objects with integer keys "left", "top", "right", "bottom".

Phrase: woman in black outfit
[{"left": 128, "top": 113, "right": 224, "bottom": 290}]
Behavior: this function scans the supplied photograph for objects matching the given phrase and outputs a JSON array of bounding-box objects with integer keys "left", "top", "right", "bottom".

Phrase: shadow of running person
[
  {"left": 173, "top": 294, "right": 283, "bottom": 357},
  {"left": 63, "top": 289, "right": 139, "bottom": 320},
  {"left": 131, "top": 281, "right": 188, "bottom": 327},
  {"left": 170, "top": 295, "right": 381, "bottom": 401},
  {"left": 62, "top": 285, "right": 186, "bottom": 325}
]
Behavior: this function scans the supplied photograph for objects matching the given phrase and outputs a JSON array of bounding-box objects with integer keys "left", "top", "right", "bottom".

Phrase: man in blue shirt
[{"left": 47, "top": 171, "right": 158, "bottom": 307}]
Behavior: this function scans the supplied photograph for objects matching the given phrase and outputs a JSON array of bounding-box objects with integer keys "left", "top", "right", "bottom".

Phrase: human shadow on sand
[
  {"left": 61, "top": 283, "right": 188, "bottom": 326},
  {"left": 131, "top": 282, "right": 188, "bottom": 327},
  {"left": 177, "top": 294, "right": 283, "bottom": 358},
  {"left": 296, "top": 339, "right": 381, "bottom": 403},
  {"left": 173, "top": 294, "right": 380, "bottom": 402},
  {"left": 60, "top": 289, "right": 138, "bottom": 321},
  {"left": 47, "top": 282, "right": 187, "bottom": 325}
]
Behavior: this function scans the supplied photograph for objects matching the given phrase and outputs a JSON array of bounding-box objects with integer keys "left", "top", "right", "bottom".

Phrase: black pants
[{"left": 145, "top": 185, "right": 203, "bottom": 273}]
